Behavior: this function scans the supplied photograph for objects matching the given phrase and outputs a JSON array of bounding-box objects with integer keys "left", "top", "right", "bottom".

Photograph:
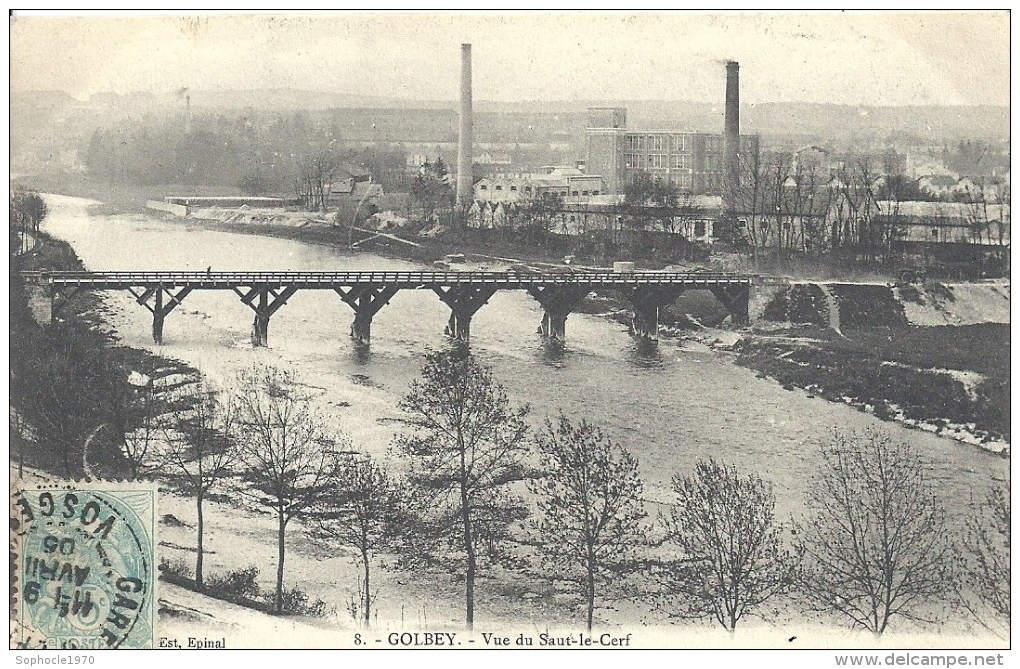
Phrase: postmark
[{"left": 10, "top": 482, "right": 157, "bottom": 649}]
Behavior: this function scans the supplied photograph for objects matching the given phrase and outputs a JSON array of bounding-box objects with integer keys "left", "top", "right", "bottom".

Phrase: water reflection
[{"left": 627, "top": 338, "right": 665, "bottom": 367}]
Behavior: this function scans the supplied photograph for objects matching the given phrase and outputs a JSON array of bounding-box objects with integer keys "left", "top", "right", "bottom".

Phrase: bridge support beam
[
  {"left": 127, "top": 284, "right": 194, "bottom": 345},
  {"left": 234, "top": 285, "right": 298, "bottom": 347},
  {"left": 336, "top": 285, "right": 400, "bottom": 346},
  {"left": 23, "top": 275, "right": 54, "bottom": 325},
  {"left": 527, "top": 286, "right": 589, "bottom": 341},
  {"left": 627, "top": 286, "right": 685, "bottom": 340},
  {"left": 709, "top": 285, "right": 751, "bottom": 325},
  {"left": 433, "top": 286, "right": 498, "bottom": 342},
  {"left": 50, "top": 286, "right": 84, "bottom": 321}
]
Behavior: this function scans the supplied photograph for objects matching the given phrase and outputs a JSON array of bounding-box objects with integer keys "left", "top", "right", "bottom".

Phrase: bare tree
[
  {"left": 961, "top": 484, "right": 1010, "bottom": 635},
  {"left": 657, "top": 459, "right": 799, "bottom": 632},
  {"left": 395, "top": 348, "right": 531, "bottom": 630},
  {"left": 308, "top": 453, "right": 398, "bottom": 627},
  {"left": 233, "top": 366, "right": 342, "bottom": 614},
  {"left": 121, "top": 374, "right": 169, "bottom": 480},
  {"left": 163, "top": 382, "right": 241, "bottom": 590},
  {"left": 733, "top": 143, "right": 767, "bottom": 260},
  {"left": 799, "top": 429, "right": 958, "bottom": 636},
  {"left": 410, "top": 157, "right": 453, "bottom": 226},
  {"left": 297, "top": 150, "right": 341, "bottom": 211},
  {"left": 529, "top": 415, "right": 645, "bottom": 632}
]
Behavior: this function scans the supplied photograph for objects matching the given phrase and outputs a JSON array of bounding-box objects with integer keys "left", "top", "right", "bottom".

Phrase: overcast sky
[{"left": 9, "top": 11, "right": 1011, "bottom": 106}]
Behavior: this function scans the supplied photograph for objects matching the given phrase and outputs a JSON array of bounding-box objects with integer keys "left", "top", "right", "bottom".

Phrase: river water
[{"left": 40, "top": 194, "right": 1007, "bottom": 525}]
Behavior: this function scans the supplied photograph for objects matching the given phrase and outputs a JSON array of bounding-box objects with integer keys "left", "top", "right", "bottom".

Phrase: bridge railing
[{"left": 29, "top": 270, "right": 757, "bottom": 286}]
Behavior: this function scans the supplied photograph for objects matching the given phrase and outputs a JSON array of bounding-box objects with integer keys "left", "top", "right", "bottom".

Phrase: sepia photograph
[{"left": 8, "top": 9, "right": 1011, "bottom": 661}]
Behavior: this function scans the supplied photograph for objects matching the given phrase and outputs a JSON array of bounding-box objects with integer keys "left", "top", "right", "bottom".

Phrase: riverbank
[
  {"left": 724, "top": 324, "right": 1009, "bottom": 455},
  {"left": 10, "top": 229, "right": 200, "bottom": 478}
]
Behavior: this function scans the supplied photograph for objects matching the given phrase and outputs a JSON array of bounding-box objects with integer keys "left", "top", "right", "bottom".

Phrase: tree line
[
  {"left": 83, "top": 112, "right": 412, "bottom": 196},
  {"left": 728, "top": 145, "right": 1010, "bottom": 266},
  {"left": 29, "top": 344, "right": 1006, "bottom": 637}
]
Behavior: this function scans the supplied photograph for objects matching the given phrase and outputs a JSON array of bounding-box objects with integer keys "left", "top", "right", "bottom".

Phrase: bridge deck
[{"left": 29, "top": 270, "right": 756, "bottom": 289}]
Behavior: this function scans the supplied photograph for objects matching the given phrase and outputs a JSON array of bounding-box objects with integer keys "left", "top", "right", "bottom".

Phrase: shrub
[
  {"left": 206, "top": 565, "right": 261, "bottom": 600},
  {"left": 159, "top": 557, "right": 194, "bottom": 581},
  {"left": 277, "top": 585, "right": 330, "bottom": 617}
]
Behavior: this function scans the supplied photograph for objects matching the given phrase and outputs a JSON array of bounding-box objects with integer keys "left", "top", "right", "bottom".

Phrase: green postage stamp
[{"left": 11, "top": 482, "right": 157, "bottom": 649}]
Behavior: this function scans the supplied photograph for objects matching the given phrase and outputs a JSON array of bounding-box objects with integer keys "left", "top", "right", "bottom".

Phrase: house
[
  {"left": 473, "top": 168, "right": 606, "bottom": 204},
  {"left": 874, "top": 201, "right": 1010, "bottom": 247}
]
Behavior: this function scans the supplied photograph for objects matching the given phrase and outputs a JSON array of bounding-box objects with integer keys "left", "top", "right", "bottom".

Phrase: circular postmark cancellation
[{"left": 11, "top": 484, "right": 157, "bottom": 649}]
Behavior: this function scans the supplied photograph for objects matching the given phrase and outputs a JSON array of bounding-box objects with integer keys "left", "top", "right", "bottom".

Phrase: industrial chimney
[
  {"left": 456, "top": 43, "right": 473, "bottom": 208},
  {"left": 723, "top": 60, "right": 740, "bottom": 214}
]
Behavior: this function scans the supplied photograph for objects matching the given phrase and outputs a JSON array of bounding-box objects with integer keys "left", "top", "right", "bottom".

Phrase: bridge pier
[
  {"left": 128, "top": 284, "right": 194, "bottom": 344},
  {"left": 23, "top": 273, "right": 54, "bottom": 325},
  {"left": 336, "top": 285, "right": 400, "bottom": 346},
  {"left": 628, "top": 286, "right": 685, "bottom": 340},
  {"left": 433, "top": 285, "right": 498, "bottom": 342},
  {"left": 234, "top": 285, "right": 298, "bottom": 347},
  {"left": 527, "top": 286, "right": 589, "bottom": 341},
  {"left": 709, "top": 285, "right": 751, "bottom": 325}
]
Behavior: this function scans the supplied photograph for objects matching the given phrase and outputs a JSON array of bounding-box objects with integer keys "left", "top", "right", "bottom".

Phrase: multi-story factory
[{"left": 584, "top": 61, "right": 758, "bottom": 203}]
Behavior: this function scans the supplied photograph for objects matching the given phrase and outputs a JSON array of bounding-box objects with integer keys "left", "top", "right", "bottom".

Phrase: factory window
[
  {"left": 592, "top": 190, "right": 600, "bottom": 195},
  {"left": 931, "top": 228, "right": 939, "bottom": 239},
  {"left": 649, "top": 154, "right": 667, "bottom": 169},
  {"left": 582, "top": 190, "right": 589, "bottom": 196},
  {"left": 648, "top": 136, "right": 665, "bottom": 151},
  {"left": 672, "top": 155, "right": 691, "bottom": 169},
  {"left": 671, "top": 135, "right": 689, "bottom": 152},
  {"left": 560, "top": 191, "right": 567, "bottom": 196},
  {"left": 625, "top": 153, "right": 642, "bottom": 168},
  {"left": 510, "top": 186, "right": 517, "bottom": 191},
  {"left": 495, "top": 185, "right": 502, "bottom": 191},
  {"left": 694, "top": 221, "right": 706, "bottom": 237},
  {"left": 524, "top": 185, "right": 532, "bottom": 193},
  {"left": 480, "top": 184, "right": 487, "bottom": 190}
]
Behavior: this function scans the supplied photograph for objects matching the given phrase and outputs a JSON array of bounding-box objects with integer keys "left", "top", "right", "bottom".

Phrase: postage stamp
[{"left": 10, "top": 482, "right": 157, "bottom": 649}]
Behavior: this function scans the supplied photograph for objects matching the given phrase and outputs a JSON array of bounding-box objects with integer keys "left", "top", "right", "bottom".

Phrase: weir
[{"left": 21, "top": 270, "right": 758, "bottom": 347}]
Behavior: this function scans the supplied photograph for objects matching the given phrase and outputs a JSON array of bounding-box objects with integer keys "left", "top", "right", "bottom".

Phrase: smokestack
[
  {"left": 185, "top": 94, "right": 192, "bottom": 135},
  {"left": 456, "top": 43, "right": 473, "bottom": 208},
  {"left": 723, "top": 60, "right": 739, "bottom": 214}
]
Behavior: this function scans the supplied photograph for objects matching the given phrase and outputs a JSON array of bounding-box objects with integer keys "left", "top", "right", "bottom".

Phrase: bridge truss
[{"left": 23, "top": 270, "right": 756, "bottom": 347}]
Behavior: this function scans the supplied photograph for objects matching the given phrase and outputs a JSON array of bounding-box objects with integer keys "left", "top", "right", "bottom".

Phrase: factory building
[
  {"left": 585, "top": 61, "right": 758, "bottom": 202},
  {"left": 585, "top": 108, "right": 760, "bottom": 198}
]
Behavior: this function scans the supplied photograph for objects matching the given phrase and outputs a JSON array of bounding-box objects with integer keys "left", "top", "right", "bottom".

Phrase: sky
[{"left": 8, "top": 11, "right": 1011, "bottom": 106}]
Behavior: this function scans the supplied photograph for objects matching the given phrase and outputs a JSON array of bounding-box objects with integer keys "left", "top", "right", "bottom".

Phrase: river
[{"left": 40, "top": 193, "right": 1007, "bottom": 525}]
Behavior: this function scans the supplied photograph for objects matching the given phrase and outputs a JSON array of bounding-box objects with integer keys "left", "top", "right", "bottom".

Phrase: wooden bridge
[{"left": 22, "top": 270, "right": 758, "bottom": 347}]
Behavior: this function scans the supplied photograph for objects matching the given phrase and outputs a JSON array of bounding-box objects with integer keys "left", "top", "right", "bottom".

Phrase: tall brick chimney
[
  {"left": 456, "top": 44, "right": 473, "bottom": 208},
  {"left": 723, "top": 60, "right": 740, "bottom": 214}
]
